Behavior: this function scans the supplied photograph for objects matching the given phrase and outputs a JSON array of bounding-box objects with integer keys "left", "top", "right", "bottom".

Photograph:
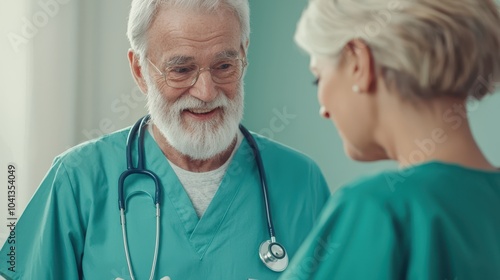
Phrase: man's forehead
[
  {"left": 149, "top": 5, "right": 241, "bottom": 43},
  {"left": 146, "top": 5, "right": 242, "bottom": 61}
]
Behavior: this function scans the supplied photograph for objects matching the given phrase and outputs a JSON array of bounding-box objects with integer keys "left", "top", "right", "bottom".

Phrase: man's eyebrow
[
  {"left": 215, "top": 49, "right": 240, "bottom": 60},
  {"left": 163, "top": 49, "right": 240, "bottom": 67},
  {"left": 164, "top": 56, "right": 195, "bottom": 67}
]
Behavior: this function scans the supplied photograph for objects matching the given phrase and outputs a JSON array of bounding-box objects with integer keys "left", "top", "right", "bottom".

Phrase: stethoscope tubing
[
  {"left": 119, "top": 115, "right": 162, "bottom": 280},
  {"left": 238, "top": 124, "right": 276, "bottom": 240}
]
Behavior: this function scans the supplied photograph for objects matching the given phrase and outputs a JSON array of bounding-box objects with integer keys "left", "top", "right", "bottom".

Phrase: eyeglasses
[{"left": 147, "top": 57, "right": 247, "bottom": 89}]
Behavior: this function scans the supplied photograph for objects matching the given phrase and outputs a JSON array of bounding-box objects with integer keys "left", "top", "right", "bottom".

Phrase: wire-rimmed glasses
[{"left": 147, "top": 57, "right": 247, "bottom": 89}]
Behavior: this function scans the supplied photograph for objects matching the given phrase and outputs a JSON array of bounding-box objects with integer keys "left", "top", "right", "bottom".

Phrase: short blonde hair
[{"left": 295, "top": 0, "right": 500, "bottom": 100}]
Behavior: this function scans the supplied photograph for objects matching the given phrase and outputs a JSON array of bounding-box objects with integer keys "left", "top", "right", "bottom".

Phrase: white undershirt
[{"left": 149, "top": 125, "right": 243, "bottom": 218}]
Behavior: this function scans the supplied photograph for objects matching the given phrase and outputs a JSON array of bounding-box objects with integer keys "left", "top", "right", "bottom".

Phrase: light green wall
[{"left": 243, "top": 2, "right": 500, "bottom": 191}]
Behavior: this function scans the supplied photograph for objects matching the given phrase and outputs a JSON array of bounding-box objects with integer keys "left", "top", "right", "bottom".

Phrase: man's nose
[{"left": 189, "top": 69, "right": 218, "bottom": 102}]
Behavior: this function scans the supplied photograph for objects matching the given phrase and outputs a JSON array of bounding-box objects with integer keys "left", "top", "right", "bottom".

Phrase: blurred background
[{"left": 1, "top": 0, "right": 499, "bottom": 252}]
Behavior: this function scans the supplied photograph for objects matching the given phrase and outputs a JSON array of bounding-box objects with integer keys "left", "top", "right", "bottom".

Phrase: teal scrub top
[
  {"left": 279, "top": 161, "right": 500, "bottom": 280},
  {"left": 0, "top": 127, "right": 330, "bottom": 280}
]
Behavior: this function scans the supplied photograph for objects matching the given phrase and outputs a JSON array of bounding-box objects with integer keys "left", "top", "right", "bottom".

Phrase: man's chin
[
  {"left": 179, "top": 117, "right": 226, "bottom": 134},
  {"left": 174, "top": 136, "right": 236, "bottom": 161}
]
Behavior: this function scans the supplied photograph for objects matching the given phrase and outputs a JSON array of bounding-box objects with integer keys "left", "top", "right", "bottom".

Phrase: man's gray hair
[{"left": 127, "top": 0, "right": 250, "bottom": 62}]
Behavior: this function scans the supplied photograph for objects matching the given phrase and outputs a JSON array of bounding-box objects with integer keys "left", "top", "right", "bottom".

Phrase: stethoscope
[{"left": 117, "top": 115, "right": 288, "bottom": 280}]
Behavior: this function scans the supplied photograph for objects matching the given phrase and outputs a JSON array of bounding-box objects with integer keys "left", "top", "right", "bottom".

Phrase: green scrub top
[
  {"left": 0, "top": 127, "right": 330, "bottom": 280},
  {"left": 279, "top": 161, "right": 500, "bottom": 280}
]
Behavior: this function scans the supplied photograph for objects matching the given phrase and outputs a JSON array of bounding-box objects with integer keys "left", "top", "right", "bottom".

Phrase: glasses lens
[
  {"left": 165, "top": 64, "right": 199, "bottom": 88},
  {"left": 210, "top": 59, "right": 244, "bottom": 84}
]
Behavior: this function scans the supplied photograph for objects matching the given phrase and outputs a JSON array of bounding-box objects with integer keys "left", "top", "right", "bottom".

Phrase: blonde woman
[{"left": 280, "top": 0, "right": 500, "bottom": 279}]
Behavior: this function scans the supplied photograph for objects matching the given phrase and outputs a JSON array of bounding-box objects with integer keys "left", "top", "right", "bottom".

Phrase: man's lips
[
  {"left": 185, "top": 108, "right": 217, "bottom": 114},
  {"left": 182, "top": 107, "right": 221, "bottom": 120}
]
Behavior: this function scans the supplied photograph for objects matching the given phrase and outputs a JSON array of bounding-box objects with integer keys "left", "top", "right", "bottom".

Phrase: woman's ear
[
  {"left": 346, "top": 39, "right": 376, "bottom": 93},
  {"left": 128, "top": 49, "right": 149, "bottom": 94}
]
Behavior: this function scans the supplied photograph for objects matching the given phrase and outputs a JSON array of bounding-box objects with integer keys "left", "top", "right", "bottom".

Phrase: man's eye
[
  {"left": 214, "top": 61, "right": 235, "bottom": 70},
  {"left": 170, "top": 66, "right": 195, "bottom": 74},
  {"left": 313, "top": 78, "right": 320, "bottom": 86}
]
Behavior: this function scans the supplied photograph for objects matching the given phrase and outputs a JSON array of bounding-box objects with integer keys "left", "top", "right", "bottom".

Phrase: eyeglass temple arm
[{"left": 147, "top": 58, "right": 164, "bottom": 75}]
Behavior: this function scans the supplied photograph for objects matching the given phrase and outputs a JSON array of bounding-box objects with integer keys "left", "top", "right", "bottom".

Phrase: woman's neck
[{"left": 380, "top": 97, "right": 496, "bottom": 171}]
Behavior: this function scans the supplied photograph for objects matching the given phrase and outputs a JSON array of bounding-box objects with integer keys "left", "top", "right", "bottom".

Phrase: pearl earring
[
  {"left": 352, "top": 85, "right": 360, "bottom": 93},
  {"left": 319, "top": 106, "right": 330, "bottom": 119}
]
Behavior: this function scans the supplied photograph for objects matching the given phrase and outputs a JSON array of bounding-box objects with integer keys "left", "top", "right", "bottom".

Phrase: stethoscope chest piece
[{"left": 259, "top": 240, "right": 288, "bottom": 272}]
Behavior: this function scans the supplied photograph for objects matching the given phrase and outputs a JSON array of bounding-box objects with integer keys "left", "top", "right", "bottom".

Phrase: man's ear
[
  {"left": 241, "top": 39, "right": 250, "bottom": 58},
  {"left": 347, "top": 39, "right": 376, "bottom": 94},
  {"left": 128, "top": 49, "right": 148, "bottom": 94}
]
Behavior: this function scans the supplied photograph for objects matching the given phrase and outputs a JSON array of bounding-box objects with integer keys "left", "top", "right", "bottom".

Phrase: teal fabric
[
  {"left": 280, "top": 162, "right": 500, "bottom": 279},
  {"left": 0, "top": 127, "right": 330, "bottom": 280}
]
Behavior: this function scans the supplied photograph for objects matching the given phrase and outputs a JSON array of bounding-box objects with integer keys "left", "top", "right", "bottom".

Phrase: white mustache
[{"left": 173, "top": 95, "right": 229, "bottom": 114}]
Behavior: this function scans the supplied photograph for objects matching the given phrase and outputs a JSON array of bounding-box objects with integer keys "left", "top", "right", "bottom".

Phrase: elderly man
[{"left": 0, "top": 0, "right": 329, "bottom": 279}]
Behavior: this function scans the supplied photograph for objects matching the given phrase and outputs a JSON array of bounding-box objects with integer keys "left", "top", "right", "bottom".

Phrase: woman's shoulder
[{"left": 330, "top": 161, "right": 500, "bottom": 213}]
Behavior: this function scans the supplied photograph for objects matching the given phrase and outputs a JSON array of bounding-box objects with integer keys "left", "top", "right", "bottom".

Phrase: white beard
[{"left": 144, "top": 76, "right": 244, "bottom": 160}]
